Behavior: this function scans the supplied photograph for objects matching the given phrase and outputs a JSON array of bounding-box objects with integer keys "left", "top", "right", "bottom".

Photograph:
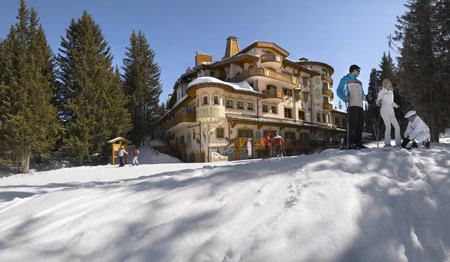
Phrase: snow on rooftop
[{"left": 188, "top": 76, "right": 257, "bottom": 93}]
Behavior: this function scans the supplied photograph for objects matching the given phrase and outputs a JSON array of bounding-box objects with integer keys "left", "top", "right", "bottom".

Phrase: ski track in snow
[{"left": 0, "top": 140, "right": 449, "bottom": 262}]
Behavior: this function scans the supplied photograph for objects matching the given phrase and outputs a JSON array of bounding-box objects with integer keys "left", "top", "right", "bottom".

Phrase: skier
[
  {"left": 118, "top": 145, "right": 128, "bottom": 167},
  {"left": 132, "top": 146, "right": 140, "bottom": 166},
  {"left": 401, "top": 110, "right": 431, "bottom": 149},
  {"left": 271, "top": 132, "right": 284, "bottom": 159},
  {"left": 264, "top": 133, "right": 271, "bottom": 158},
  {"left": 247, "top": 138, "right": 253, "bottom": 159},
  {"left": 377, "top": 79, "right": 401, "bottom": 148},
  {"left": 337, "top": 64, "right": 366, "bottom": 149}
]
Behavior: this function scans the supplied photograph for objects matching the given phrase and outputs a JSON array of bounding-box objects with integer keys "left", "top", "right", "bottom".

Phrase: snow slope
[{"left": 0, "top": 140, "right": 449, "bottom": 261}]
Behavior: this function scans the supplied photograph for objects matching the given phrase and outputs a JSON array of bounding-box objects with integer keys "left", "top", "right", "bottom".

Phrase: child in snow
[
  {"left": 132, "top": 146, "right": 140, "bottom": 166},
  {"left": 118, "top": 145, "right": 128, "bottom": 167},
  {"left": 401, "top": 110, "right": 430, "bottom": 149},
  {"left": 377, "top": 79, "right": 401, "bottom": 148},
  {"left": 271, "top": 132, "right": 284, "bottom": 159}
]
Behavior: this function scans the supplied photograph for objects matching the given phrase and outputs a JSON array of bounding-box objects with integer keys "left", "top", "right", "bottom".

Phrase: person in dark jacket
[{"left": 336, "top": 64, "right": 366, "bottom": 149}]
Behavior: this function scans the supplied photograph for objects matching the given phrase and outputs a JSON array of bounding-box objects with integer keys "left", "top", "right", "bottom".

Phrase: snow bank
[
  {"left": 188, "top": 76, "right": 257, "bottom": 93},
  {"left": 0, "top": 140, "right": 449, "bottom": 261}
]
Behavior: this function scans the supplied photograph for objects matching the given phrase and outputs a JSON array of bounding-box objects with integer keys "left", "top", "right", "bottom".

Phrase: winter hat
[{"left": 404, "top": 110, "right": 416, "bottom": 118}]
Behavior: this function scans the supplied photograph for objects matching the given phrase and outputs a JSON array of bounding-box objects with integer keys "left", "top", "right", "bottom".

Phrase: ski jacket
[
  {"left": 247, "top": 140, "right": 253, "bottom": 149},
  {"left": 118, "top": 148, "right": 128, "bottom": 157},
  {"left": 133, "top": 148, "right": 139, "bottom": 157},
  {"left": 336, "top": 74, "right": 365, "bottom": 108},
  {"left": 404, "top": 116, "right": 430, "bottom": 141},
  {"left": 264, "top": 135, "right": 271, "bottom": 146},
  {"left": 377, "top": 88, "right": 398, "bottom": 115},
  {"left": 272, "top": 135, "right": 284, "bottom": 146}
]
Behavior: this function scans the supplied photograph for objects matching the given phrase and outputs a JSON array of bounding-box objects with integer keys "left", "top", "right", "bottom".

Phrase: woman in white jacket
[{"left": 377, "top": 79, "right": 401, "bottom": 147}]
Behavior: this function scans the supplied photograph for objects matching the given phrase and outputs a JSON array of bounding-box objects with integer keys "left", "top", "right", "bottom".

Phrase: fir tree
[
  {"left": 0, "top": 0, "right": 60, "bottom": 173},
  {"left": 365, "top": 68, "right": 381, "bottom": 133},
  {"left": 57, "top": 11, "right": 131, "bottom": 165},
  {"left": 394, "top": 0, "right": 447, "bottom": 141},
  {"left": 122, "top": 30, "right": 162, "bottom": 146}
]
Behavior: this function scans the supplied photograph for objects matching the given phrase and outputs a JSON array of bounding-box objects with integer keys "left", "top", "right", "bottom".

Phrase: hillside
[{"left": 0, "top": 136, "right": 449, "bottom": 262}]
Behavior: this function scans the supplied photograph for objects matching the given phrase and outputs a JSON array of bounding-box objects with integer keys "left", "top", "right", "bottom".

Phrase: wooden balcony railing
[
  {"left": 321, "top": 74, "right": 332, "bottom": 82},
  {"left": 322, "top": 88, "right": 333, "bottom": 97},
  {"left": 262, "top": 89, "right": 283, "bottom": 100},
  {"left": 166, "top": 112, "right": 196, "bottom": 129},
  {"left": 230, "top": 68, "right": 298, "bottom": 85},
  {"left": 323, "top": 102, "right": 333, "bottom": 110},
  {"left": 261, "top": 53, "right": 281, "bottom": 63}
]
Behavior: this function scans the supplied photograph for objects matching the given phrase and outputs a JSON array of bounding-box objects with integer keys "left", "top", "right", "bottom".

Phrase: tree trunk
[{"left": 19, "top": 148, "right": 31, "bottom": 174}]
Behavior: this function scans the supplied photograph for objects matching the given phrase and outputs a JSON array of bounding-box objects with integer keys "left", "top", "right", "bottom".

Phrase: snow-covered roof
[
  {"left": 107, "top": 137, "right": 132, "bottom": 143},
  {"left": 187, "top": 76, "right": 258, "bottom": 94}
]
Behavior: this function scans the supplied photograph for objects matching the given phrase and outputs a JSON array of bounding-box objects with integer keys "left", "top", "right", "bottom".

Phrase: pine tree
[
  {"left": 365, "top": 68, "right": 381, "bottom": 133},
  {"left": 57, "top": 11, "right": 131, "bottom": 165},
  {"left": 0, "top": 0, "right": 60, "bottom": 173},
  {"left": 394, "top": 0, "right": 446, "bottom": 142},
  {"left": 122, "top": 30, "right": 162, "bottom": 146}
]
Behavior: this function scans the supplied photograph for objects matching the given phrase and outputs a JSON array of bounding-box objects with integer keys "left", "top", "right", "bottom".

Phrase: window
[
  {"left": 237, "top": 101, "right": 244, "bottom": 109},
  {"left": 247, "top": 102, "right": 254, "bottom": 111},
  {"left": 298, "top": 111, "right": 305, "bottom": 120},
  {"left": 324, "top": 97, "right": 329, "bottom": 103},
  {"left": 262, "top": 104, "right": 269, "bottom": 113},
  {"left": 284, "top": 108, "right": 292, "bottom": 119},
  {"left": 300, "top": 133, "right": 309, "bottom": 141},
  {"left": 203, "top": 96, "right": 208, "bottom": 105},
  {"left": 271, "top": 105, "right": 277, "bottom": 114},
  {"left": 263, "top": 130, "right": 275, "bottom": 137},
  {"left": 285, "top": 132, "right": 295, "bottom": 139},
  {"left": 238, "top": 129, "right": 253, "bottom": 138},
  {"left": 283, "top": 88, "right": 292, "bottom": 96},
  {"left": 302, "top": 77, "right": 309, "bottom": 87},
  {"left": 317, "top": 113, "right": 321, "bottom": 122},
  {"left": 267, "top": 85, "right": 276, "bottom": 91},
  {"left": 180, "top": 136, "right": 185, "bottom": 144},
  {"left": 342, "top": 119, "right": 347, "bottom": 127},
  {"left": 323, "top": 83, "right": 328, "bottom": 89},
  {"left": 226, "top": 99, "right": 233, "bottom": 108},
  {"left": 303, "top": 93, "right": 309, "bottom": 102},
  {"left": 322, "top": 69, "right": 328, "bottom": 75},
  {"left": 213, "top": 95, "right": 219, "bottom": 105},
  {"left": 335, "top": 117, "right": 341, "bottom": 127},
  {"left": 323, "top": 113, "right": 326, "bottom": 123},
  {"left": 217, "top": 128, "right": 224, "bottom": 139}
]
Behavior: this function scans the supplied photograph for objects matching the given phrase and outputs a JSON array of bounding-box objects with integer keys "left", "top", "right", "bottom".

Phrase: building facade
[{"left": 155, "top": 36, "right": 346, "bottom": 162}]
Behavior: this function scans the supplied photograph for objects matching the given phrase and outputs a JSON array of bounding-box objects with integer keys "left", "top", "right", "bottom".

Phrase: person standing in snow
[
  {"left": 272, "top": 132, "right": 284, "bottom": 159},
  {"left": 247, "top": 138, "right": 253, "bottom": 159},
  {"left": 377, "top": 79, "right": 401, "bottom": 148},
  {"left": 132, "top": 146, "right": 140, "bottom": 166},
  {"left": 118, "top": 145, "right": 128, "bottom": 167},
  {"left": 264, "top": 133, "right": 272, "bottom": 158},
  {"left": 337, "top": 64, "right": 366, "bottom": 149},
  {"left": 401, "top": 110, "right": 431, "bottom": 149}
]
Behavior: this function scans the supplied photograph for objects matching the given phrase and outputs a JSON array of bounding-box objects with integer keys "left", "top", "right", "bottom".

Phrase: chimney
[
  {"left": 223, "top": 36, "right": 240, "bottom": 59},
  {"left": 195, "top": 51, "right": 212, "bottom": 66}
]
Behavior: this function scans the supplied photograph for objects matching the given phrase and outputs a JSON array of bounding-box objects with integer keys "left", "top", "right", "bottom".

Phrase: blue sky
[{"left": 0, "top": 0, "right": 407, "bottom": 108}]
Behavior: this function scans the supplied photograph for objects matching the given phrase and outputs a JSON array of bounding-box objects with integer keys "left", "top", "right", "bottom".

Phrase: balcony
[
  {"left": 262, "top": 89, "right": 283, "bottom": 100},
  {"left": 166, "top": 112, "right": 196, "bottom": 129},
  {"left": 261, "top": 53, "right": 282, "bottom": 69},
  {"left": 230, "top": 68, "right": 298, "bottom": 85},
  {"left": 322, "top": 88, "right": 334, "bottom": 101},
  {"left": 321, "top": 74, "right": 332, "bottom": 83},
  {"left": 323, "top": 102, "right": 333, "bottom": 111}
]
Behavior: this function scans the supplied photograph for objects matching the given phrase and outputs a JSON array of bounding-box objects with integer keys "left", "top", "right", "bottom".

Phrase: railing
[
  {"left": 166, "top": 112, "right": 196, "bottom": 129},
  {"left": 262, "top": 89, "right": 284, "bottom": 100},
  {"left": 321, "top": 74, "right": 332, "bottom": 82},
  {"left": 323, "top": 102, "right": 333, "bottom": 110},
  {"left": 230, "top": 68, "right": 298, "bottom": 85},
  {"left": 322, "top": 88, "right": 333, "bottom": 97}
]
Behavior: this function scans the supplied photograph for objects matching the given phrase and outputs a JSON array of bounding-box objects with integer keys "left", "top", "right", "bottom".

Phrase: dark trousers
[
  {"left": 119, "top": 156, "right": 125, "bottom": 166},
  {"left": 344, "top": 106, "right": 364, "bottom": 146},
  {"left": 265, "top": 145, "right": 269, "bottom": 157}
]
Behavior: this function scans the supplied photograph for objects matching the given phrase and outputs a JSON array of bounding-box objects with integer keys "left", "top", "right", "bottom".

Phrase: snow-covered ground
[{"left": 0, "top": 134, "right": 449, "bottom": 262}]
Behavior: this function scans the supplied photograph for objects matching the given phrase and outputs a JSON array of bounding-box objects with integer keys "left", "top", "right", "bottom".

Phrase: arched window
[
  {"left": 203, "top": 96, "right": 208, "bottom": 105},
  {"left": 213, "top": 95, "right": 219, "bottom": 105}
]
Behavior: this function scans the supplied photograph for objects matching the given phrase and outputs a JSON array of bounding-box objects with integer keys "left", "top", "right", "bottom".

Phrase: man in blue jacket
[{"left": 336, "top": 65, "right": 366, "bottom": 149}]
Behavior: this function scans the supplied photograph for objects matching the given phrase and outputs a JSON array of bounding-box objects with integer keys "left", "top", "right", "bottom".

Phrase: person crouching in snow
[
  {"left": 247, "top": 138, "right": 253, "bottom": 159},
  {"left": 271, "top": 132, "right": 284, "bottom": 159},
  {"left": 401, "top": 110, "right": 431, "bottom": 149},
  {"left": 118, "top": 145, "right": 128, "bottom": 167},
  {"left": 132, "top": 146, "right": 140, "bottom": 166},
  {"left": 377, "top": 79, "right": 401, "bottom": 148}
]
